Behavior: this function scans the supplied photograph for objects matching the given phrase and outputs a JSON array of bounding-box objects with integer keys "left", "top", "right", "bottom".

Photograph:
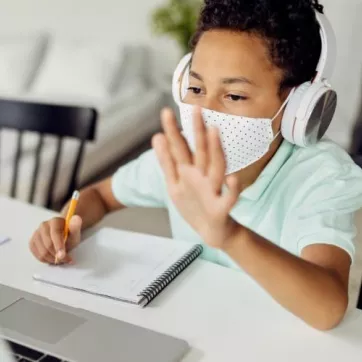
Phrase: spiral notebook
[{"left": 33, "top": 228, "right": 203, "bottom": 307}]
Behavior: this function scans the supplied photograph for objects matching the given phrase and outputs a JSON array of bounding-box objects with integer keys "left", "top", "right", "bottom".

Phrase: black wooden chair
[
  {"left": 358, "top": 286, "right": 362, "bottom": 310},
  {"left": 0, "top": 99, "right": 97, "bottom": 209}
]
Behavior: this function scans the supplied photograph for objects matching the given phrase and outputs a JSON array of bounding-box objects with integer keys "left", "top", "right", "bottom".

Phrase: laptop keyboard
[{"left": 6, "top": 340, "right": 70, "bottom": 362}]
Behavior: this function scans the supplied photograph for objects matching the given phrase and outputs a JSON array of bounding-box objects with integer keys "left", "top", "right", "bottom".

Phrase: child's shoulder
[
  {"left": 291, "top": 139, "right": 355, "bottom": 167},
  {"left": 281, "top": 139, "right": 362, "bottom": 202},
  {"left": 274, "top": 139, "right": 362, "bottom": 211},
  {"left": 289, "top": 139, "right": 361, "bottom": 177}
]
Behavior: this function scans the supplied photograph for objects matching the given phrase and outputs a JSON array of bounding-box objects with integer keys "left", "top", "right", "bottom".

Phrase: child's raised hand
[{"left": 152, "top": 107, "right": 240, "bottom": 249}]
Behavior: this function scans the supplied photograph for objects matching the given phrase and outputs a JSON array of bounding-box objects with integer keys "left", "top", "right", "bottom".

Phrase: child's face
[
  {"left": 183, "top": 29, "right": 291, "bottom": 183},
  {"left": 184, "top": 29, "right": 289, "bottom": 135}
]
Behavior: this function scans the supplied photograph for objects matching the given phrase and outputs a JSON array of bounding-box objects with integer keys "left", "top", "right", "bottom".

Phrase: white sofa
[{"left": 0, "top": 34, "right": 166, "bottom": 205}]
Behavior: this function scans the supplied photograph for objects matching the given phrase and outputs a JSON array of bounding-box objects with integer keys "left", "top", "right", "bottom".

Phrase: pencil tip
[{"left": 72, "top": 190, "right": 80, "bottom": 200}]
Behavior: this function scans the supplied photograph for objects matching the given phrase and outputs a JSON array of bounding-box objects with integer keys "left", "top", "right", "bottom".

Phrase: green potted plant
[{"left": 151, "top": 0, "right": 202, "bottom": 55}]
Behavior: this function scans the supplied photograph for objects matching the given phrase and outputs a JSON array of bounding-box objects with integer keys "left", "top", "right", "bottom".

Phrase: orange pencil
[{"left": 55, "top": 190, "right": 79, "bottom": 264}]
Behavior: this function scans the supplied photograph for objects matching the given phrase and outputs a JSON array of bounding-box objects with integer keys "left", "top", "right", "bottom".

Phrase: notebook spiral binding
[{"left": 138, "top": 244, "right": 203, "bottom": 306}]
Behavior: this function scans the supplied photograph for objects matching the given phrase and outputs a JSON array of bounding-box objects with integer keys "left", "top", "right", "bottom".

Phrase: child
[{"left": 30, "top": 0, "right": 362, "bottom": 330}]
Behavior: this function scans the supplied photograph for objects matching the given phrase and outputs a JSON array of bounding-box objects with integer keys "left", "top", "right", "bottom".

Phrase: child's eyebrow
[
  {"left": 189, "top": 70, "right": 255, "bottom": 86},
  {"left": 222, "top": 77, "right": 255, "bottom": 86},
  {"left": 189, "top": 70, "right": 203, "bottom": 81}
]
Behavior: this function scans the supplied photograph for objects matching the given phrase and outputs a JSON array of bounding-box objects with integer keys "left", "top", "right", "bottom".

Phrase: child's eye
[
  {"left": 227, "top": 94, "right": 248, "bottom": 101},
  {"left": 187, "top": 87, "right": 202, "bottom": 95}
]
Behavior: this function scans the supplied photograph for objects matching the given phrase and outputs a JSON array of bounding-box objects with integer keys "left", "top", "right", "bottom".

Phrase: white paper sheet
[{"left": 33, "top": 228, "right": 199, "bottom": 305}]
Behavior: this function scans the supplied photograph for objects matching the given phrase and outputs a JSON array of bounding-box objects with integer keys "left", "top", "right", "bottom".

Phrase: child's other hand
[
  {"left": 152, "top": 107, "right": 240, "bottom": 249},
  {"left": 29, "top": 215, "right": 82, "bottom": 264}
]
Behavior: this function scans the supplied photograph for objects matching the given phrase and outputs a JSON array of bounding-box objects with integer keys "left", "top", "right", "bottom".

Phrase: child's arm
[
  {"left": 60, "top": 177, "right": 124, "bottom": 230},
  {"left": 222, "top": 223, "right": 350, "bottom": 331},
  {"left": 153, "top": 107, "right": 351, "bottom": 331},
  {"left": 30, "top": 148, "right": 167, "bottom": 265}
]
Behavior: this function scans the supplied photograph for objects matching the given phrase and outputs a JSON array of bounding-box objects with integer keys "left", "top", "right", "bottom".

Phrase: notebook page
[{"left": 33, "top": 228, "right": 196, "bottom": 303}]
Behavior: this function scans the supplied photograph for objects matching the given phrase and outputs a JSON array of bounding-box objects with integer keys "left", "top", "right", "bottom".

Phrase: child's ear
[{"left": 279, "top": 86, "right": 293, "bottom": 102}]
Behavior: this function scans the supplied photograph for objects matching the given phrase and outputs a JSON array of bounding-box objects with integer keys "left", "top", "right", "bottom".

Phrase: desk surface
[{"left": 1, "top": 196, "right": 362, "bottom": 362}]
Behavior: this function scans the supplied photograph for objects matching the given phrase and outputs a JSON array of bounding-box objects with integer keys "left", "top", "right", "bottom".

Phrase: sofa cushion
[
  {"left": 31, "top": 38, "right": 125, "bottom": 103},
  {"left": 0, "top": 34, "right": 47, "bottom": 95}
]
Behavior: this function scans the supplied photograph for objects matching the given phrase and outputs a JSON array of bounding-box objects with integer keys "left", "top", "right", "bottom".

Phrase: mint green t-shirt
[{"left": 112, "top": 140, "right": 362, "bottom": 269}]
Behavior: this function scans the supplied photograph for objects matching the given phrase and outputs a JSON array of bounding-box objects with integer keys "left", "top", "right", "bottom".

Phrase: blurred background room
[
  {"left": 0, "top": 0, "right": 202, "bottom": 209},
  {"left": 0, "top": 0, "right": 361, "bottom": 308},
  {"left": 0, "top": 0, "right": 361, "bottom": 209}
]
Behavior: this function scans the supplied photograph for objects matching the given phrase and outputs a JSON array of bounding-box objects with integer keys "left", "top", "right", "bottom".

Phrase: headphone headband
[
  {"left": 172, "top": 52, "right": 192, "bottom": 105},
  {"left": 314, "top": 12, "right": 337, "bottom": 82}
]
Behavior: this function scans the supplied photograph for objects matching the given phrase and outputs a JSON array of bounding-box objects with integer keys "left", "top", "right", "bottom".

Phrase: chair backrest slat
[
  {"left": 64, "top": 141, "right": 86, "bottom": 204},
  {"left": 0, "top": 100, "right": 97, "bottom": 140},
  {"left": 28, "top": 135, "right": 44, "bottom": 204},
  {"left": 0, "top": 99, "right": 97, "bottom": 209},
  {"left": 45, "top": 137, "right": 63, "bottom": 209},
  {"left": 11, "top": 131, "right": 23, "bottom": 198}
]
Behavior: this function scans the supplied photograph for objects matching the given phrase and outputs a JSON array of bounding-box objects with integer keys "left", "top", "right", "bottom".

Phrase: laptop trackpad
[{"left": 0, "top": 298, "right": 85, "bottom": 344}]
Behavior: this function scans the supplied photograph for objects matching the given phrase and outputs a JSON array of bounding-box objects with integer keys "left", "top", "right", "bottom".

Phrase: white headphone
[{"left": 172, "top": 11, "right": 337, "bottom": 148}]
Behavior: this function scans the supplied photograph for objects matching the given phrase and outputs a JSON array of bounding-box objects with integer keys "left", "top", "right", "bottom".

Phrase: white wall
[
  {"left": 0, "top": 0, "right": 360, "bottom": 149},
  {"left": 324, "top": 0, "right": 362, "bottom": 149},
  {"left": 0, "top": 0, "right": 165, "bottom": 39},
  {"left": 0, "top": 0, "right": 181, "bottom": 74}
]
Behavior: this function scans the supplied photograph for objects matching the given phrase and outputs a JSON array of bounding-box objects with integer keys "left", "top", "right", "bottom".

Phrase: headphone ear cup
[
  {"left": 281, "top": 81, "right": 337, "bottom": 147},
  {"left": 281, "top": 82, "right": 311, "bottom": 145}
]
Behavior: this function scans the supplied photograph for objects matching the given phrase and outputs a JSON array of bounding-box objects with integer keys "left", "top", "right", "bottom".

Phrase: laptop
[
  {"left": 0, "top": 335, "right": 14, "bottom": 362},
  {"left": 0, "top": 284, "right": 189, "bottom": 362}
]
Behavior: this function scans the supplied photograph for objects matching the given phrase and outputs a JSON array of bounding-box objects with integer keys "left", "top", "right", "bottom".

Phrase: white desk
[{"left": 1, "top": 196, "right": 362, "bottom": 362}]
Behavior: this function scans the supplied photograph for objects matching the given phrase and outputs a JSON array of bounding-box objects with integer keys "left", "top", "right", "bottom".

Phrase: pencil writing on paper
[{"left": 55, "top": 190, "right": 79, "bottom": 264}]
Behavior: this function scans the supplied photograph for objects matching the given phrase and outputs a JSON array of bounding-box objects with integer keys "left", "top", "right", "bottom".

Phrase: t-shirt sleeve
[
  {"left": 111, "top": 149, "right": 167, "bottom": 208},
  {"left": 282, "top": 162, "right": 362, "bottom": 262}
]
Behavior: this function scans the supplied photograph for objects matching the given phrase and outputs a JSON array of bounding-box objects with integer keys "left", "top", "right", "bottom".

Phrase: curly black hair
[{"left": 191, "top": 0, "right": 324, "bottom": 92}]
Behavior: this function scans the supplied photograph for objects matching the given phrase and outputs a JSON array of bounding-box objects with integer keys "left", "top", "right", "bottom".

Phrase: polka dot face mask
[{"left": 179, "top": 94, "right": 292, "bottom": 175}]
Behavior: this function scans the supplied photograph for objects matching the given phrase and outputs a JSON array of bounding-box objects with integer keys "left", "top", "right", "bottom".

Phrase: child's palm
[{"left": 152, "top": 107, "right": 239, "bottom": 248}]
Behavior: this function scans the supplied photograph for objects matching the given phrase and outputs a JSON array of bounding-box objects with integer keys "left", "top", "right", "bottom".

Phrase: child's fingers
[
  {"left": 62, "top": 254, "right": 74, "bottom": 265},
  {"left": 39, "top": 221, "right": 56, "bottom": 257},
  {"left": 152, "top": 133, "right": 178, "bottom": 184},
  {"left": 67, "top": 215, "right": 82, "bottom": 250},
  {"left": 193, "top": 106, "right": 208, "bottom": 174},
  {"left": 34, "top": 236, "right": 57, "bottom": 264},
  {"left": 161, "top": 108, "right": 192, "bottom": 165},
  {"left": 224, "top": 174, "right": 240, "bottom": 210},
  {"left": 48, "top": 217, "right": 66, "bottom": 257},
  {"left": 207, "top": 127, "right": 226, "bottom": 193}
]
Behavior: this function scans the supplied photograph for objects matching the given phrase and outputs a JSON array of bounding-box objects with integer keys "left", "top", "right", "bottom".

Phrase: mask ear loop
[
  {"left": 271, "top": 88, "right": 296, "bottom": 140},
  {"left": 272, "top": 88, "right": 295, "bottom": 121}
]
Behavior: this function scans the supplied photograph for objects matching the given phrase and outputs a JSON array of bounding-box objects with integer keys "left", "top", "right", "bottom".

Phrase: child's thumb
[{"left": 68, "top": 215, "right": 82, "bottom": 247}]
